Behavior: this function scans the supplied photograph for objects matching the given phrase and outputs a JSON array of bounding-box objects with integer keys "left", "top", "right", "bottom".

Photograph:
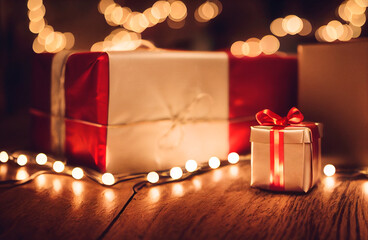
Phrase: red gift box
[{"left": 31, "top": 50, "right": 297, "bottom": 174}]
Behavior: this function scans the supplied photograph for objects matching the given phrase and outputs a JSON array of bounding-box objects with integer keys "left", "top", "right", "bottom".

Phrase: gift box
[
  {"left": 31, "top": 50, "right": 298, "bottom": 174},
  {"left": 298, "top": 41, "right": 368, "bottom": 167},
  {"left": 250, "top": 108, "right": 323, "bottom": 192}
]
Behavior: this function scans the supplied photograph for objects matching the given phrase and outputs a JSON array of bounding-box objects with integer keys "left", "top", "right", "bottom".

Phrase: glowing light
[
  {"left": 28, "top": 5, "right": 46, "bottom": 22},
  {"left": 323, "top": 164, "right": 336, "bottom": 177},
  {"left": 349, "top": 23, "right": 362, "bottom": 38},
  {"left": 299, "top": 18, "right": 312, "bottom": 36},
  {"left": 169, "top": 1, "right": 187, "bottom": 21},
  {"left": 327, "top": 20, "right": 344, "bottom": 39},
  {"left": 151, "top": 1, "right": 171, "bottom": 20},
  {"left": 208, "top": 156, "right": 220, "bottom": 169},
  {"left": 16, "top": 169, "right": 29, "bottom": 180},
  {"left": 98, "top": 0, "right": 114, "bottom": 14},
  {"left": 325, "top": 25, "right": 338, "bottom": 40},
  {"left": 144, "top": 8, "right": 159, "bottom": 27},
  {"left": 53, "top": 179, "right": 62, "bottom": 192},
  {"left": 167, "top": 19, "right": 185, "bottom": 29},
  {"left": 338, "top": 3, "right": 350, "bottom": 21},
  {"left": 72, "top": 181, "right": 83, "bottom": 195},
  {"left": 350, "top": 13, "right": 366, "bottom": 27},
  {"left": 27, "top": 0, "right": 43, "bottom": 11},
  {"left": 198, "top": 1, "right": 217, "bottom": 21},
  {"left": 260, "top": 35, "right": 280, "bottom": 55},
  {"left": 185, "top": 160, "right": 198, "bottom": 172},
  {"left": 230, "top": 41, "right": 245, "bottom": 58},
  {"left": 102, "top": 173, "right": 115, "bottom": 185},
  {"left": 36, "top": 153, "right": 47, "bottom": 165},
  {"left": 346, "top": 0, "right": 366, "bottom": 15},
  {"left": 149, "top": 188, "right": 160, "bottom": 202},
  {"left": 282, "top": 15, "right": 303, "bottom": 35},
  {"left": 147, "top": 171, "right": 159, "bottom": 183},
  {"left": 338, "top": 24, "right": 353, "bottom": 41},
  {"left": 29, "top": 18, "right": 45, "bottom": 34},
  {"left": 36, "top": 174, "right": 46, "bottom": 188},
  {"left": 17, "top": 154, "right": 28, "bottom": 166},
  {"left": 90, "top": 42, "right": 104, "bottom": 52},
  {"left": 72, "top": 167, "right": 84, "bottom": 180},
  {"left": 111, "top": 6, "right": 124, "bottom": 25},
  {"left": 53, "top": 161, "right": 65, "bottom": 173},
  {"left": 64, "top": 32, "right": 75, "bottom": 50},
  {"left": 170, "top": 167, "right": 183, "bottom": 179},
  {"left": 355, "top": 0, "right": 368, "bottom": 8},
  {"left": 229, "top": 165, "right": 239, "bottom": 177},
  {"left": 324, "top": 177, "right": 335, "bottom": 190},
  {"left": 227, "top": 152, "right": 240, "bottom": 164},
  {"left": 363, "top": 182, "right": 368, "bottom": 195},
  {"left": 104, "top": 189, "right": 115, "bottom": 201},
  {"left": 0, "top": 151, "right": 9, "bottom": 163},
  {"left": 172, "top": 183, "right": 184, "bottom": 196},
  {"left": 245, "top": 38, "right": 261, "bottom": 57},
  {"left": 270, "top": 18, "right": 287, "bottom": 37}
]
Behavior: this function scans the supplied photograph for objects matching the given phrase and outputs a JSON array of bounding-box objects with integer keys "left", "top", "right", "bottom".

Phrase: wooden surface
[{"left": 1, "top": 161, "right": 368, "bottom": 240}]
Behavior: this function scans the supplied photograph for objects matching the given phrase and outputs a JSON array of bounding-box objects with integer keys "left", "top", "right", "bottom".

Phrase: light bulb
[
  {"left": 227, "top": 152, "right": 240, "bottom": 164},
  {"left": 147, "top": 171, "right": 159, "bottom": 183},
  {"left": 185, "top": 160, "right": 198, "bottom": 172},
  {"left": 53, "top": 161, "right": 65, "bottom": 173},
  {"left": 0, "top": 151, "right": 9, "bottom": 163},
  {"left": 209, "top": 156, "right": 220, "bottom": 169},
  {"left": 72, "top": 167, "right": 84, "bottom": 180},
  {"left": 102, "top": 173, "right": 115, "bottom": 185},
  {"left": 323, "top": 164, "right": 336, "bottom": 177},
  {"left": 170, "top": 167, "right": 183, "bottom": 180},
  {"left": 36, "top": 153, "right": 47, "bottom": 165},
  {"left": 17, "top": 154, "right": 28, "bottom": 166}
]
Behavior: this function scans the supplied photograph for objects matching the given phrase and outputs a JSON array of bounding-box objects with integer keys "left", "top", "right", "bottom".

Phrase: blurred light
[
  {"left": 151, "top": 1, "right": 171, "bottom": 20},
  {"left": 185, "top": 160, "right": 198, "bottom": 172},
  {"left": 338, "top": 24, "right": 353, "bottom": 41},
  {"left": 245, "top": 38, "right": 261, "bottom": 57},
  {"left": 270, "top": 18, "right": 287, "bottom": 37},
  {"left": 167, "top": 18, "right": 185, "bottom": 29},
  {"left": 0, "top": 151, "right": 9, "bottom": 163},
  {"left": 325, "top": 25, "right": 338, "bottom": 40},
  {"left": 98, "top": 0, "right": 114, "bottom": 14},
  {"left": 16, "top": 169, "right": 29, "bottom": 180},
  {"left": 319, "top": 26, "right": 335, "bottom": 42},
  {"left": 27, "top": 0, "right": 43, "bottom": 11},
  {"left": 229, "top": 165, "right": 239, "bottom": 177},
  {"left": 346, "top": 0, "right": 366, "bottom": 14},
  {"left": 170, "top": 167, "right": 183, "bottom": 179},
  {"left": 192, "top": 178, "right": 202, "bottom": 190},
  {"left": 104, "top": 3, "right": 118, "bottom": 26},
  {"left": 38, "top": 25, "right": 54, "bottom": 43},
  {"left": 338, "top": 3, "right": 350, "bottom": 21},
  {"left": 53, "top": 161, "right": 65, "bottom": 173},
  {"left": 299, "top": 18, "right": 312, "bottom": 36},
  {"left": 102, "top": 173, "right": 115, "bottom": 185},
  {"left": 198, "top": 1, "right": 218, "bottom": 21},
  {"left": 147, "top": 171, "right": 159, "bottom": 183},
  {"left": 230, "top": 41, "right": 245, "bottom": 58},
  {"left": 29, "top": 18, "right": 45, "bottom": 34},
  {"left": 64, "top": 32, "right": 75, "bottom": 50},
  {"left": 324, "top": 177, "right": 335, "bottom": 190},
  {"left": 169, "top": 1, "right": 187, "bottom": 21},
  {"left": 172, "top": 183, "right": 184, "bottom": 197},
  {"left": 242, "top": 42, "right": 250, "bottom": 55},
  {"left": 282, "top": 15, "right": 303, "bottom": 35},
  {"left": 213, "top": 169, "right": 222, "bottom": 182},
  {"left": 53, "top": 179, "right": 62, "bottom": 192},
  {"left": 349, "top": 23, "right": 362, "bottom": 38},
  {"left": 90, "top": 41, "right": 104, "bottom": 51},
  {"left": 104, "top": 189, "right": 115, "bottom": 201},
  {"left": 208, "top": 156, "right": 220, "bottom": 169},
  {"left": 260, "top": 35, "right": 280, "bottom": 55},
  {"left": 36, "top": 174, "right": 46, "bottom": 188},
  {"left": 149, "top": 188, "right": 160, "bottom": 202},
  {"left": 354, "top": 0, "right": 368, "bottom": 7},
  {"left": 111, "top": 6, "right": 124, "bottom": 25},
  {"left": 350, "top": 13, "right": 366, "bottom": 27},
  {"left": 327, "top": 20, "right": 344, "bottom": 39},
  {"left": 72, "top": 167, "right": 84, "bottom": 180},
  {"left": 36, "top": 153, "right": 47, "bottom": 165},
  {"left": 72, "top": 181, "right": 83, "bottom": 195},
  {"left": 28, "top": 5, "right": 46, "bottom": 22},
  {"left": 144, "top": 8, "right": 160, "bottom": 27},
  {"left": 227, "top": 152, "right": 240, "bottom": 164},
  {"left": 17, "top": 154, "right": 28, "bottom": 166},
  {"left": 363, "top": 182, "right": 368, "bottom": 194},
  {"left": 323, "top": 164, "right": 336, "bottom": 177}
]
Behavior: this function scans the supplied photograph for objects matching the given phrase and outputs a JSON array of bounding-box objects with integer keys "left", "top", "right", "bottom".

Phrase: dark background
[{"left": 0, "top": 0, "right": 357, "bottom": 149}]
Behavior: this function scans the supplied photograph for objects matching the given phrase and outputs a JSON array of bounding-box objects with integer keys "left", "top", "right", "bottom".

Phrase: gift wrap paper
[
  {"left": 250, "top": 124, "right": 322, "bottom": 192},
  {"left": 31, "top": 50, "right": 298, "bottom": 174},
  {"left": 298, "top": 41, "right": 368, "bottom": 167}
]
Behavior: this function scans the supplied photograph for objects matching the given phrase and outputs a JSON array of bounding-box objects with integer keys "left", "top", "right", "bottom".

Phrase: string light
[
  {"left": 227, "top": 152, "right": 240, "bottom": 164},
  {"left": 36, "top": 153, "right": 47, "bottom": 165},
  {"left": 53, "top": 161, "right": 65, "bottom": 173},
  {"left": 71, "top": 167, "right": 84, "bottom": 180},
  {"left": 102, "top": 173, "right": 115, "bottom": 185},
  {"left": 323, "top": 164, "right": 336, "bottom": 177},
  {"left": 17, "top": 154, "right": 28, "bottom": 166},
  {"left": 147, "top": 171, "right": 160, "bottom": 183},
  {"left": 208, "top": 156, "right": 220, "bottom": 169},
  {"left": 0, "top": 151, "right": 9, "bottom": 163},
  {"left": 185, "top": 160, "right": 198, "bottom": 172},
  {"left": 170, "top": 167, "right": 183, "bottom": 179}
]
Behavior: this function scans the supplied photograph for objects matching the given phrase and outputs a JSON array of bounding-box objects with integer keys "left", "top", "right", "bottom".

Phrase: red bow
[{"left": 256, "top": 107, "right": 304, "bottom": 126}]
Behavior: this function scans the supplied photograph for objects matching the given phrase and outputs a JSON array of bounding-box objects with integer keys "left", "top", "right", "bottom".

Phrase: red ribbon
[{"left": 255, "top": 107, "right": 319, "bottom": 191}]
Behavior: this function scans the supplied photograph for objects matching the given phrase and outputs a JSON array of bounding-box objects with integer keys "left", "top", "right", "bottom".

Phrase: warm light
[
  {"left": 72, "top": 181, "right": 83, "bottom": 195},
  {"left": 325, "top": 25, "right": 338, "bottom": 40},
  {"left": 198, "top": 1, "right": 217, "bottom": 21},
  {"left": 227, "top": 152, "right": 240, "bottom": 164},
  {"left": 323, "top": 164, "right": 336, "bottom": 177},
  {"left": 16, "top": 169, "right": 29, "bottom": 180},
  {"left": 64, "top": 32, "right": 75, "bottom": 50},
  {"left": 260, "top": 35, "right": 280, "bottom": 55},
  {"left": 245, "top": 38, "right": 261, "bottom": 57},
  {"left": 144, "top": 8, "right": 159, "bottom": 27},
  {"left": 90, "top": 42, "right": 104, "bottom": 52},
  {"left": 72, "top": 167, "right": 84, "bottom": 180},
  {"left": 208, "top": 156, "right": 220, "bottom": 169},
  {"left": 111, "top": 6, "right": 124, "bottom": 25},
  {"left": 36, "top": 153, "right": 47, "bottom": 165},
  {"left": 172, "top": 183, "right": 184, "bottom": 197},
  {"left": 104, "top": 189, "right": 115, "bottom": 201},
  {"left": 102, "top": 173, "right": 115, "bottom": 185},
  {"left": 151, "top": 1, "right": 171, "bottom": 20},
  {"left": 270, "top": 18, "right": 287, "bottom": 37},
  {"left": 169, "top": 1, "right": 187, "bottom": 21},
  {"left": 338, "top": 3, "right": 350, "bottom": 22},
  {"left": 28, "top": 5, "right": 46, "bottom": 22},
  {"left": 229, "top": 165, "right": 239, "bottom": 177},
  {"left": 349, "top": 23, "right": 362, "bottom": 38},
  {"left": 338, "top": 24, "right": 353, "bottom": 41},
  {"left": 170, "top": 167, "right": 183, "bottom": 180},
  {"left": 17, "top": 154, "right": 28, "bottom": 166},
  {"left": 185, "top": 160, "right": 198, "bottom": 172},
  {"left": 53, "top": 179, "right": 62, "bottom": 192},
  {"left": 230, "top": 41, "right": 245, "bottom": 58},
  {"left": 346, "top": 0, "right": 366, "bottom": 15},
  {"left": 282, "top": 15, "right": 303, "bottom": 35},
  {"left": 27, "top": 0, "right": 43, "bottom": 11},
  {"left": 53, "top": 161, "right": 65, "bottom": 173},
  {"left": 149, "top": 188, "right": 160, "bottom": 202},
  {"left": 355, "top": 0, "right": 368, "bottom": 8},
  {"left": 167, "top": 19, "right": 185, "bottom": 29},
  {"left": 147, "top": 171, "right": 159, "bottom": 183},
  {"left": 29, "top": 18, "right": 45, "bottom": 34},
  {"left": 350, "top": 13, "right": 366, "bottom": 27},
  {"left": 327, "top": 20, "right": 344, "bottom": 39},
  {"left": 0, "top": 151, "right": 9, "bottom": 163}
]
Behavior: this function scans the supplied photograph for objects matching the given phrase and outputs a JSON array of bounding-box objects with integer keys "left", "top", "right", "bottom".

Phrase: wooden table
[{"left": 0, "top": 160, "right": 367, "bottom": 240}]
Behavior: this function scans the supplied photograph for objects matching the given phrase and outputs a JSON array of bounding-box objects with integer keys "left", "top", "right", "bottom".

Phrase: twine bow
[{"left": 256, "top": 107, "right": 304, "bottom": 126}]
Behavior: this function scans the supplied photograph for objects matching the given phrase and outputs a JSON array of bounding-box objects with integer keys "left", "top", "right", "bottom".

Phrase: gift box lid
[{"left": 250, "top": 123, "right": 322, "bottom": 144}]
